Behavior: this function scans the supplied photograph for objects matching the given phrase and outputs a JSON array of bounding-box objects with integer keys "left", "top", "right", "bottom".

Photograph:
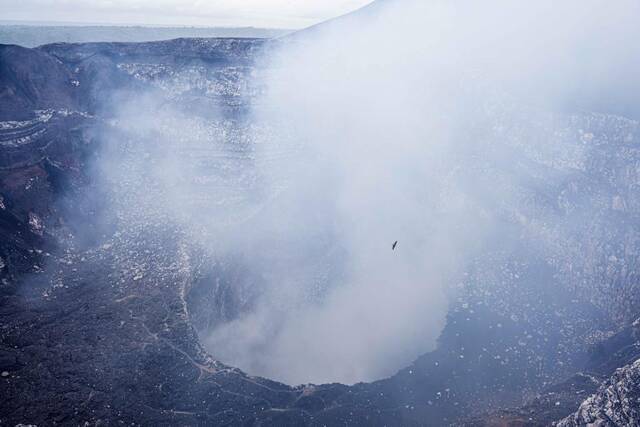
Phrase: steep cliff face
[
  {"left": 0, "top": 44, "right": 97, "bottom": 281},
  {"left": 0, "top": 45, "right": 79, "bottom": 120},
  {"left": 0, "top": 109, "right": 93, "bottom": 283},
  {"left": 557, "top": 358, "right": 640, "bottom": 426}
]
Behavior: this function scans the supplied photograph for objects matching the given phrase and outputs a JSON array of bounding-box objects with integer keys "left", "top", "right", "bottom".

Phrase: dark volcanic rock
[
  {"left": 0, "top": 45, "right": 79, "bottom": 120},
  {"left": 458, "top": 322, "right": 640, "bottom": 426},
  {"left": 0, "top": 201, "right": 42, "bottom": 284},
  {"left": 0, "top": 108, "right": 95, "bottom": 283}
]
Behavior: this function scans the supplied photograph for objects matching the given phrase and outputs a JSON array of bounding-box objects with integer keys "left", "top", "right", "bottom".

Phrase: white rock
[{"left": 28, "top": 212, "right": 44, "bottom": 236}]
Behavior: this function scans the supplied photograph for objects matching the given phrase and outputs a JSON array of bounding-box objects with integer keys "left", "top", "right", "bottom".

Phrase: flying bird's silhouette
[{"left": 392, "top": 241, "right": 398, "bottom": 250}]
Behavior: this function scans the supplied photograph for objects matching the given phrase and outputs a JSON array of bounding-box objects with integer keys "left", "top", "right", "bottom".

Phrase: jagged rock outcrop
[{"left": 557, "top": 358, "right": 640, "bottom": 427}]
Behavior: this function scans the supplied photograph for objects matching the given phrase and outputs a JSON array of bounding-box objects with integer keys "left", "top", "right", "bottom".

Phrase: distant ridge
[{"left": 0, "top": 24, "right": 291, "bottom": 48}]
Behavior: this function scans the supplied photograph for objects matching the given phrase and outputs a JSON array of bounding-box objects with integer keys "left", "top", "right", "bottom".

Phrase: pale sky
[{"left": 0, "top": 0, "right": 374, "bottom": 29}]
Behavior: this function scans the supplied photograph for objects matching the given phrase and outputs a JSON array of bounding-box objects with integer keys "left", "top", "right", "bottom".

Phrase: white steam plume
[
  {"left": 204, "top": 0, "right": 640, "bottom": 385},
  {"left": 98, "top": 0, "right": 640, "bottom": 385}
]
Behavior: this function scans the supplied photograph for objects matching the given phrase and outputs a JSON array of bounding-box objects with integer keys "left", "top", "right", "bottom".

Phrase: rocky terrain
[
  {"left": 558, "top": 357, "right": 640, "bottom": 426},
  {"left": 1, "top": 7, "right": 640, "bottom": 426}
]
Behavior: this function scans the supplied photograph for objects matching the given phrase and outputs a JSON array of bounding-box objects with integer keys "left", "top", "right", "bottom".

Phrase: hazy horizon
[
  {"left": 0, "top": 0, "right": 373, "bottom": 30},
  {"left": 0, "top": 20, "right": 292, "bottom": 47},
  {"left": 0, "top": 18, "right": 292, "bottom": 30}
]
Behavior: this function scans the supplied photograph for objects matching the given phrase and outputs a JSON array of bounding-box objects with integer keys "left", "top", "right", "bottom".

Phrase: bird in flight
[{"left": 392, "top": 241, "right": 398, "bottom": 250}]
